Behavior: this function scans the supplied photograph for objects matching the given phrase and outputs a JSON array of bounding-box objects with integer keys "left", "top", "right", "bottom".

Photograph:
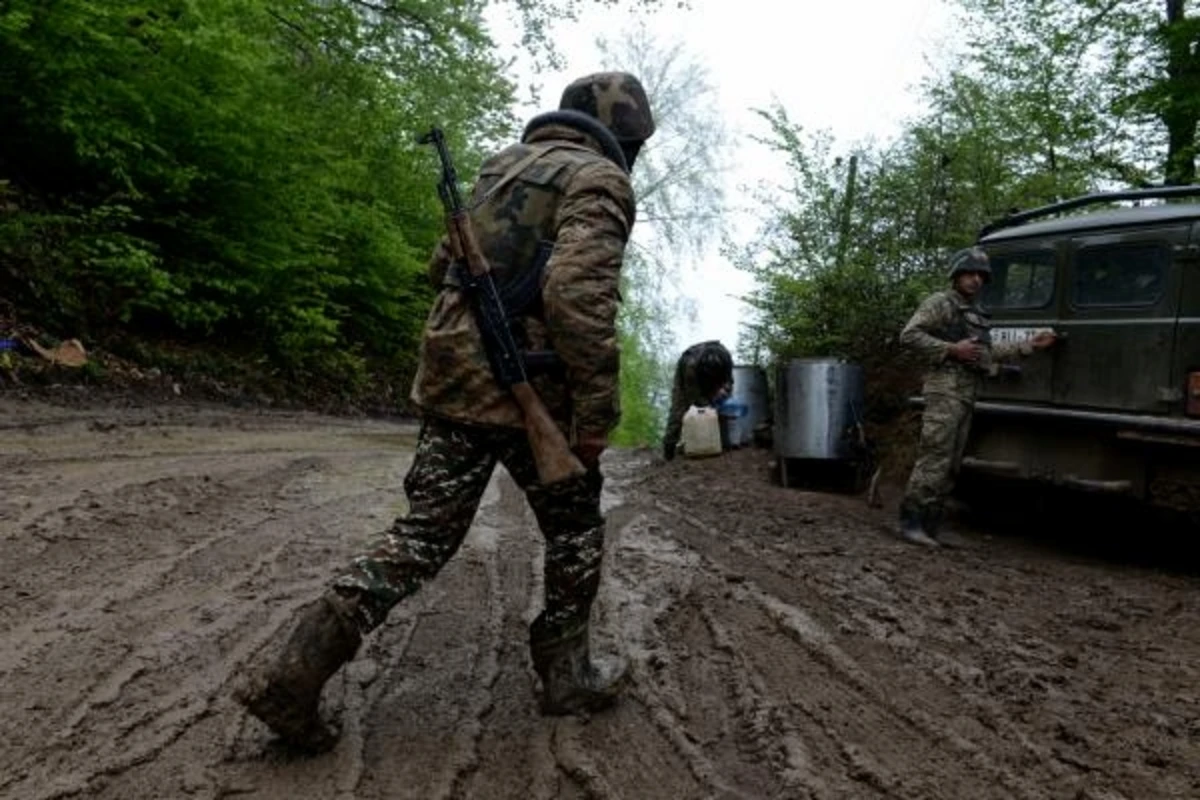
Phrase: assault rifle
[{"left": 418, "top": 126, "right": 585, "bottom": 485}]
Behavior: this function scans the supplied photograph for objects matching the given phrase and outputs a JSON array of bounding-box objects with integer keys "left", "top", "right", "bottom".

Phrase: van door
[
  {"left": 1171, "top": 223, "right": 1200, "bottom": 417},
  {"left": 1052, "top": 225, "right": 1189, "bottom": 412},
  {"left": 979, "top": 243, "right": 1060, "bottom": 404}
]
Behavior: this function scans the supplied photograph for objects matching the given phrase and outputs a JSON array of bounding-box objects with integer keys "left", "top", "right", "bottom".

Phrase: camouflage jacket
[
  {"left": 900, "top": 288, "right": 1033, "bottom": 401},
  {"left": 409, "top": 119, "right": 636, "bottom": 438}
]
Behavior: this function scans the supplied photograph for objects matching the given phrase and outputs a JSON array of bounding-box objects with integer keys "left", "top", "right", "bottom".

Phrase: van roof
[
  {"left": 976, "top": 185, "right": 1200, "bottom": 243},
  {"left": 979, "top": 203, "right": 1200, "bottom": 243}
]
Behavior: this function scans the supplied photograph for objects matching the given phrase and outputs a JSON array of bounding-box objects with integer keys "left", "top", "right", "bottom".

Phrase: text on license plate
[{"left": 990, "top": 326, "right": 1051, "bottom": 344}]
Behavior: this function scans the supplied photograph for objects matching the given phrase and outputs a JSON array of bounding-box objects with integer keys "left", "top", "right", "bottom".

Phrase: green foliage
[
  {"left": 729, "top": 107, "right": 941, "bottom": 415},
  {"left": 595, "top": 19, "right": 730, "bottom": 446},
  {"left": 611, "top": 249, "right": 674, "bottom": 446},
  {"left": 737, "top": 1, "right": 1198, "bottom": 419},
  {"left": 0, "top": 0, "right": 515, "bottom": 399},
  {"left": 0, "top": 0, "right": 683, "bottom": 405}
]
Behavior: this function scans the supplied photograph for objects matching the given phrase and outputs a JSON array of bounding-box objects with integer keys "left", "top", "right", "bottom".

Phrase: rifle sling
[{"left": 475, "top": 143, "right": 578, "bottom": 208}]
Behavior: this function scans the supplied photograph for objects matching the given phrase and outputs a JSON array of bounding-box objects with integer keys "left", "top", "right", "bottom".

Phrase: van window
[
  {"left": 982, "top": 251, "right": 1056, "bottom": 309},
  {"left": 1073, "top": 242, "right": 1167, "bottom": 307}
]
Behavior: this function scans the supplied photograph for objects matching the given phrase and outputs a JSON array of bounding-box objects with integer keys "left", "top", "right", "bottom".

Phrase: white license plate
[{"left": 990, "top": 326, "right": 1051, "bottom": 344}]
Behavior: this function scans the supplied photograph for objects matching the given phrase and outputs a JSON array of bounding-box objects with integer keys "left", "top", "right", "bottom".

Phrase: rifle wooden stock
[{"left": 510, "top": 382, "right": 587, "bottom": 484}]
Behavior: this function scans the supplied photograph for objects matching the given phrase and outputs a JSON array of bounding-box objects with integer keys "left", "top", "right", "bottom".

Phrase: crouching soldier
[{"left": 661, "top": 339, "right": 733, "bottom": 460}]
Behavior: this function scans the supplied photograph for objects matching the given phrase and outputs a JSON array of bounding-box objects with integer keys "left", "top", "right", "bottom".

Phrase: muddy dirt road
[{"left": 2, "top": 396, "right": 1198, "bottom": 800}]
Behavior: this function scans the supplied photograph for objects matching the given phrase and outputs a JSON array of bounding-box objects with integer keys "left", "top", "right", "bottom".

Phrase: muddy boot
[
  {"left": 897, "top": 504, "right": 940, "bottom": 548},
  {"left": 234, "top": 590, "right": 363, "bottom": 752},
  {"left": 529, "top": 615, "right": 628, "bottom": 715},
  {"left": 923, "top": 505, "right": 943, "bottom": 536},
  {"left": 924, "top": 506, "right": 967, "bottom": 547}
]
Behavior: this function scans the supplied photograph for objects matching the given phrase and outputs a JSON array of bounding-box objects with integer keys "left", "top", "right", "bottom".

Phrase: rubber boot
[
  {"left": 529, "top": 614, "right": 628, "bottom": 715},
  {"left": 923, "top": 505, "right": 945, "bottom": 538},
  {"left": 234, "top": 591, "right": 363, "bottom": 752},
  {"left": 897, "top": 503, "right": 940, "bottom": 548},
  {"left": 924, "top": 505, "right": 966, "bottom": 547}
]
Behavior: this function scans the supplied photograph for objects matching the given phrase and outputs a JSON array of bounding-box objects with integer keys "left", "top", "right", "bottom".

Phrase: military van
[{"left": 942, "top": 186, "right": 1200, "bottom": 515}]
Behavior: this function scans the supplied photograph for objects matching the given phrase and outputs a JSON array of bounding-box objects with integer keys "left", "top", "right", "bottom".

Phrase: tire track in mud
[
  {"left": 426, "top": 511, "right": 507, "bottom": 800},
  {"left": 700, "top": 607, "right": 830, "bottom": 799},
  {"left": 641, "top": 495, "right": 1062, "bottom": 799},
  {"left": 542, "top": 455, "right": 734, "bottom": 800},
  {"left": 0, "top": 419, "right": 417, "bottom": 800},
  {"left": 609, "top": 509, "right": 867, "bottom": 800},
  {"left": 640, "top": 452, "right": 1200, "bottom": 799},
  {"left": 340, "top": 476, "right": 522, "bottom": 800},
  {"left": 1, "top": 458, "right": 323, "bottom": 666},
  {"left": 599, "top": 513, "right": 741, "bottom": 798}
]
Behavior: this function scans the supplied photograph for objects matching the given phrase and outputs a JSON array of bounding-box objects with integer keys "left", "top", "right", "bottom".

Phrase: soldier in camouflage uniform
[
  {"left": 234, "top": 72, "right": 656, "bottom": 751},
  {"left": 896, "top": 246, "right": 1057, "bottom": 547},
  {"left": 661, "top": 339, "right": 733, "bottom": 460}
]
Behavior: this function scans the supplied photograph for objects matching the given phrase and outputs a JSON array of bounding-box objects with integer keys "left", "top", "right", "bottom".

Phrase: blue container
[
  {"left": 716, "top": 398, "right": 747, "bottom": 450},
  {"left": 726, "top": 365, "right": 770, "bottom": 447}
]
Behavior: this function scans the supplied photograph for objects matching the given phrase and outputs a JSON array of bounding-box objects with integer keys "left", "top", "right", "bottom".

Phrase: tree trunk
[{"left": 1163, "top": 0, "right": 1199, "bottom": 185}]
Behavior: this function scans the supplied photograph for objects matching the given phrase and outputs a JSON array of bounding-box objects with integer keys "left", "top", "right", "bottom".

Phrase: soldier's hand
[
  {"left": 950, "top": 339, "right": 983, "bottom": 363},
  {"left": 1030, "top": 331, "right": 1057, "bottom": 350},
  {"left": 574, "top": 432, "right": 607, "bottom": 469}
]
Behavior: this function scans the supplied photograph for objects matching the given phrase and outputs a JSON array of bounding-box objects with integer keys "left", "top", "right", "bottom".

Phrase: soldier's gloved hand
[
  {"left": 949, "top": 338, "right": 983, "bottom": 363},
  {"left": 574, "top": 432, "right": 608, "bottom": 470},
  {"left": 1030, "top": 331, "right": 1057, "bottom": 350}
]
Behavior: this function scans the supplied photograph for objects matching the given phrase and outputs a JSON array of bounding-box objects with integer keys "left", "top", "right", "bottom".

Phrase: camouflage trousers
[
  {"left": 900, "top": 393, "right": 974, "bottom": 517},
  {"left": 331, "top": 414, "right": 606, "bottom": 643}
]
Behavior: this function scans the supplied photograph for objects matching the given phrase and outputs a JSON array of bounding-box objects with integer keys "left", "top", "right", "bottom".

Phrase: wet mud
[{"left": 1, "top": 396, "right": 1197, "bottom": 799}]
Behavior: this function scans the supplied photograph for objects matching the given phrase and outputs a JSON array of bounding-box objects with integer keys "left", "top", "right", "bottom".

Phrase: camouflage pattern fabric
[
  {"left": 899, "top": 286, "right": 1035, "bottom": 520},
  {"left": 411, "top": 120, "right": 636, "bottom": 440},
  {"left": 661, "top": 340, "right": 732, "bottom": 459},
  {"left": 899, "top": 393, "right": 973, "bottom": 517},
  {"left": 331, "top": 414, "right": 606, "bottom": 639},
  {"left": 900, "top": 288, "right": 1033, "bottom": 403},
  {"left": 559, "top": 72, "right": 656, "bottom": 142}
]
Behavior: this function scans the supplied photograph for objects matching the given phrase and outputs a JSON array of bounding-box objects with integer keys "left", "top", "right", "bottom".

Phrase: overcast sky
[{"left": 484, "top": 0, "right": 955, "bottom": 362}]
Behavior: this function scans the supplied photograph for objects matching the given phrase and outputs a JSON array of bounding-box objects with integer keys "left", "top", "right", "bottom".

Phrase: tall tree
[
  {"left": 952, "top": 0, "right": 1199, "bottom": 188},
  {"left": 490, "top": 0, "right": 689, "bottom": 72},
  {"left": 1133, "top": 0, "right": 1200, "bottom": 184},
  {"left": 592, "top": 18, "right": 732, "bottom": 445}
]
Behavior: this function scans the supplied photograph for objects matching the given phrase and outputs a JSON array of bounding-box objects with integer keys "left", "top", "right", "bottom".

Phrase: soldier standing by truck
[{"left": 897, "top": 247, "right": 1057, "bottom": 546}]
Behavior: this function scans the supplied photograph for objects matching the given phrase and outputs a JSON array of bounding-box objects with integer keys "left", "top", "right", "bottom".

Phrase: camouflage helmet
[
  {"left": 559, "top": 72, "right": 656, "bottom": 143},
  {"left": 948, "top": 246, "right": 992, "bottom": 282}
]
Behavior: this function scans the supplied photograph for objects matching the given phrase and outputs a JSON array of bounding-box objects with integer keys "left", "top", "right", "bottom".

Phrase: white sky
[{"left": 484, "top": 0, "right": 955, "bottom": 362}]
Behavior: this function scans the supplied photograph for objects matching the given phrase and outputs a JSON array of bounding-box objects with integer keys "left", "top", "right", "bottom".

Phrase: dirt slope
[{"left": 1, "top": 396, "right": 1197, "bottom": 800}]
